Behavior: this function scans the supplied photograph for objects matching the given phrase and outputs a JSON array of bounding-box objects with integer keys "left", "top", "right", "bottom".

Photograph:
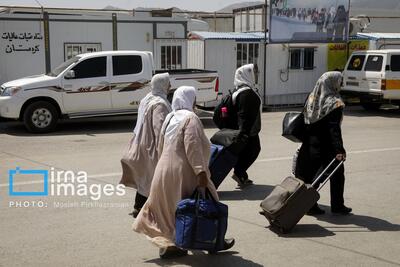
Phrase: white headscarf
[
  {"left": 232, "top": 64, "right": 263, "bottom": 114},
  {"left": 232, "top": 64, "right": 260, "bottom": 104},
  {"left": 304, "top": 71, "right": 345, "bottom": 125},
  {"left": 133, "top": 73, "right": 172, "bottom": 141},
  {"left": 164, "top": 86, "right": 197, "bottom": 142}
]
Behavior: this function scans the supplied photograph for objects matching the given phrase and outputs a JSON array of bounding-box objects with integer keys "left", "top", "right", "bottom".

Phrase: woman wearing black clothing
[
  {"left": 295, "top": 71, "right": 352, "bottom": 215},
  {"left": 231, "top": 64, "right": 262, "bottom": 188}
]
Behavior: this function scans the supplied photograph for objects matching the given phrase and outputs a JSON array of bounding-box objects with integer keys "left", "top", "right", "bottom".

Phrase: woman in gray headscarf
[
  {"left": 133, "top": 86, "right": 234, "bottom": 259},
  {"left": 120, "top": 73, "right": 172, "bottom": 218},
  {"left": 295, "top": 71, "right": 352, "bottom": 215}
]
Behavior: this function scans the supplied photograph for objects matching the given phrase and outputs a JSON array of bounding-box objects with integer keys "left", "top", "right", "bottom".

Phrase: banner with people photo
[{"left": 270, "top": 0, "right": 350, "bottom": 43}]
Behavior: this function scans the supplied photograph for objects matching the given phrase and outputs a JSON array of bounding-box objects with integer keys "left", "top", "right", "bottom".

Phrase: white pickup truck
[{"left": 0, "top": 51, "right": 219, "bottom": 132}]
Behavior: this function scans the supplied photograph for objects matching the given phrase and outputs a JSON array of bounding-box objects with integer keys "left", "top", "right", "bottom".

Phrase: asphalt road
[{"left": 1, "top": 106, "right": 400, "bottom": 267}]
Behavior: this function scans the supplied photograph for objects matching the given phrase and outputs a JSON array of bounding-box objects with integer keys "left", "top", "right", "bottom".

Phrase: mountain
[
  {"left": 103, "top": 5, "right": 124, "bottom": 10},
  {"left": 217, "top": 1, "right": 264, "bottom": 13}
]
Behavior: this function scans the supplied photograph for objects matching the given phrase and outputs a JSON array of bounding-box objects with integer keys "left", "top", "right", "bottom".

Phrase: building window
[
  {"left": 290, "top": 48, "right": 315, "bottom": 70},
  {"left": 290, "top": 49, "right": 301, "bottom": 69},
  {"left": 71, "top": 57, "right": 106, "bottom": 79},
  {"left": 391, "top": 55, "right": 400, "bottom": 71},
  {"left": 237, "top": 43, "right": 259, "bottom": 68},
  {"left": 64, "top": 43, "right": 102, "bottom": 60},
  {"left": 303, "top": 48, "right": 315, "bottom": 70},
  {"left": 160, "top": 45, "right": 182, "bottom": 70},
  {"left": 112, "top": 55, "right": 143, "bottom": 76}
]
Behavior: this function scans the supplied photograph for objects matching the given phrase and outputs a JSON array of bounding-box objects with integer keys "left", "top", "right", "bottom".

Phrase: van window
[
  {"left": 390, "top": 55, "right": 400, "bottom": 71},
  {"left": 71, "top": 57, "right": 107, "bottom": 79},
  {"left": 112, "top": 55, "right": 143, "bottom": 76},
  {"left": 347, "top": 55, "right": 365, "bottom": 71},
  {"left": 365, "top": 55, "right": 383, "bottom": 72}
]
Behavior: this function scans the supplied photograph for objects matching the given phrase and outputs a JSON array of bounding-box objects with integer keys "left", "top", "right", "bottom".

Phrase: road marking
[
  {"left": 1, "top": 147, "right": 400, "bottom": 188},
  {"left": 255, "top": 147, "right": 400, "bottom": 163}
]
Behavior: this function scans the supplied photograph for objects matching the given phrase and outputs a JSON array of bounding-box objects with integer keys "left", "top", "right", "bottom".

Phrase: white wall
[
  {"left": 49, "top": 18, "right": 113, "bottom": 70},
  {"left": 0, "top": 14, "right": 45, "bottom": 84},
  {"left": 202, "top": 18, "right": 233, "bottom": 32},
  {"left": 205, "top": 39, "right": 236, "bottom": 96},
  {"left": 117, "top": 23, "right": 153, "bottom": 51},
  {"left": 374, "top": 40, "right": 400, "bottom": 50},
  {"left": 265, "top": 44, "right": 328, "bottom": 105},
  {"left": 156, "top": 23, "right": 185, "bottom": 39},
  {"left": 187, "top": 40, "right": 204, "bottom": 69},
  {"left": 234, "top": 13, "right": 242, "bottom": 32}
]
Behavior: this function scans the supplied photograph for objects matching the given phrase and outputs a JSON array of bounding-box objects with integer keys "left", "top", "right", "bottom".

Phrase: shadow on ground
[
  {"left": 145, "top": 251, "right": 263, "bottom": 267},
  {"left": 0, "top": 112, "right": 216, "bottom": 136},
  {"left": 315, "top": 207, "right": 400, "bottom": 232},
  {"left": 218, "top": 184, "right": 274, "bottom": 201},
  {"left": 344, "top": 105, "right": 400, "bottom": 118},
  {"left": 268, "top": 224, "right": 335, "bottom": 238}
]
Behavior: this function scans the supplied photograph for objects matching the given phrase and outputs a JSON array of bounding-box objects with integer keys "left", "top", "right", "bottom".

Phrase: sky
[{"left": 0, "top": 0, "right": 249, "bottom": 12}]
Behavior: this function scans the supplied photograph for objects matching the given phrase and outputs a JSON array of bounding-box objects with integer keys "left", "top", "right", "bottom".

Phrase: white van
[
  {"left": 342, "top": 49, "right": 400, "bottom": 110},
  {"left": 0, "top": 51, "right": 219, "bottom": 132}
]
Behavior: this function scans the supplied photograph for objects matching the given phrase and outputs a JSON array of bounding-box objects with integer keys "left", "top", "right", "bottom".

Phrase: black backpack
[{"left": 213, "top": 89, "right": 239, "bottom": 130}]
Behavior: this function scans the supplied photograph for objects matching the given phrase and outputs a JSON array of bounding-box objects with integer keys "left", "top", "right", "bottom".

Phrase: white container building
[{"left": 0, "top": 7, "right": 190, "bottom": 85}]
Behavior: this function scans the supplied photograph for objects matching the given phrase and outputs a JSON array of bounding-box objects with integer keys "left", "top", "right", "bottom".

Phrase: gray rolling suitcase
[{"left": 260, "top": 159, "right": 344, "bottom": 233}]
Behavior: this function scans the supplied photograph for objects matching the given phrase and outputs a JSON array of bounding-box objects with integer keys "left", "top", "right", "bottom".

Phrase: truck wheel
[
  {"left": 361, "top": 102, "right": 382, "bottom": 111},
  {"left": 23, "top": 101, "right": 58, "bottom": 133}
]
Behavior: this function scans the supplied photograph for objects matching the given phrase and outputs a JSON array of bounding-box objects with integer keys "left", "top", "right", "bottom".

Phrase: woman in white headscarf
[
  {"left": 295, "top": 71, "right": 352, "bottom": 216},
  {"left": 133, "top": 86, "right": 234, "bottom": 259},
  {"left": 231, "top": 64, "right": 262, "bottom": 188},
  {"left": 120, "top": 73, "right": 172, "bottom": 218}
]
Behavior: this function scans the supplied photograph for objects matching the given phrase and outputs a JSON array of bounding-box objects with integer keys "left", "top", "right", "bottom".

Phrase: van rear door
[
  {"left": 364, "top": 54, "right": 385, "bottom": 92},
  {"left": 343, "top": 53, "right": 367, "bottom": 91}
]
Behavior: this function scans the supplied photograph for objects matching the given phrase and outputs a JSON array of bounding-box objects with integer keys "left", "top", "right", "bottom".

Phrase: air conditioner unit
[{"left": 349, "top": 16, "right": 371, "bottom": 36}]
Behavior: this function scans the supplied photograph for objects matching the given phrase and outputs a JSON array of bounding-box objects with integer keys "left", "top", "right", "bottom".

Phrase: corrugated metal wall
[{"left": 187, "top": 40, "right": 204, "bottom": 69}]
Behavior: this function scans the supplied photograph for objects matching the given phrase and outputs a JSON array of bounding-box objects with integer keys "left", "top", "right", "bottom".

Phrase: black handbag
[
  {"left": 210, "top": 129, "right": 248, "bottom": 155},
  {"left": 282, "top": 112, "right": 306, "bottom": 143}
]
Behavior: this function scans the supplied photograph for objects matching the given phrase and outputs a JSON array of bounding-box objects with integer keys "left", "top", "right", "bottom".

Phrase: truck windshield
[{"left": 47, "top": 56, "right": 80, "bottom": 77}]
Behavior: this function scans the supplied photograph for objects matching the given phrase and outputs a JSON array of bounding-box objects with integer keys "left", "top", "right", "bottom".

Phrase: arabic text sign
[
  {"left": 2, "top": 32, "right": 43, "bottom": 55},
  {"left": 269, "top": 0, "right": 350, "bottom": 43}
]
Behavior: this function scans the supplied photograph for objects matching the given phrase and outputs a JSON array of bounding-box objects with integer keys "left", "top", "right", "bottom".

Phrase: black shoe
[
  {"left": 159, "top": 246, "right": 188, "bottom": 259},
  {"left": 331, "top": 205, "right": 352, "bottom": 215},
  {"left": 129, "top": 208, "right": 140, "bottom": 218},
  {"left": 232, "top": 174, "right": 254, "bottom": 188},
  {"left": 307, "top": 205, "right": 325, "bottom": 216},
  {"left": 222, "top": 238, "right": 235, "bottom": 251}
]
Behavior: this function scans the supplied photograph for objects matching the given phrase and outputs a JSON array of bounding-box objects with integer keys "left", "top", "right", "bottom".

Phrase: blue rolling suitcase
[
  {"left": 209, "top": 144, "right": 238, "bottom": 189},
  {"left": 175, "top": 188, "right": 228, "bottom": 252}
]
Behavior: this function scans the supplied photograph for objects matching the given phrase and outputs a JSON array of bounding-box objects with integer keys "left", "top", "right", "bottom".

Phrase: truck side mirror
[
  {"left": 385, "top": 65, "right": 391, "bottom": 71},
  {"left": 64, "top": 70, "right": 75, "bottom": 79}
]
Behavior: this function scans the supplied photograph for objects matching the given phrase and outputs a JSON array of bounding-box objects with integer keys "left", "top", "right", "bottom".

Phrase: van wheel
[
  {"left": 361, "top": 102, "right": 381, "bottom": 111},
  {"left": 23, "top": 101, "right": 58, "bottom": 133}
]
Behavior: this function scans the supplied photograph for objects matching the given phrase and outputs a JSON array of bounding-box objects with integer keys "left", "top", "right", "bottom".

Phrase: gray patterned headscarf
[{"left": 304, "top": 71, "right": 345, "bottom": 124}]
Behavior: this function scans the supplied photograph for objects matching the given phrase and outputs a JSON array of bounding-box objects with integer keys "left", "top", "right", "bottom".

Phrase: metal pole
[{"left": 263, "top": 0, "right": 268, "bottom": 106}]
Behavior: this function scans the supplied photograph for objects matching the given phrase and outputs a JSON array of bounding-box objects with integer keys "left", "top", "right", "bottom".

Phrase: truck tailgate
[{"left": 159, "top": 69, "right": 219, "bottom": 104}]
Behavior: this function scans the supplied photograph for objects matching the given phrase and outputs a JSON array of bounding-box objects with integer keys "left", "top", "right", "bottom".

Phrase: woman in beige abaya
[
  {"left": 120, "top": 73, "right": 172, "bottom": 218},
  {"left": 133, "top": 86, "right": 235, "bottom": 259}
]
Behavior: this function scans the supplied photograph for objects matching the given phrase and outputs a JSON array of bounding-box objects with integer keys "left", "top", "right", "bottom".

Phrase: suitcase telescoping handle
[{"left": 311, "top": 158, "right": 345, "bottom": 191}]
